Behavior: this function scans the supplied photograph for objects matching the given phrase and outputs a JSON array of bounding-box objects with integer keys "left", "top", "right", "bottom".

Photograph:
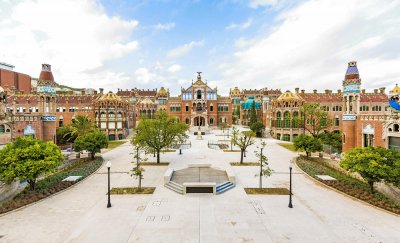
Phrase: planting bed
[
  {"left": 140, "top": 162, "right": 170, "bottom": 166},
  {"left": 296, "top": 156, "right": 400, "bottom": 215},
  {"left": 244, "top": 188, "right": 290, "bottom": 195},
  {"left": 110, "top": 187, "right": 155, "bottom": 194},
  {"left": 0, "top": 157, "right": 103, "bottom": 215},
  {"left": 218, "top": 144, "right": 229, "bottom": 149},
  {"left": 230, "top": 162, "right": 260, "bottom": 166}
]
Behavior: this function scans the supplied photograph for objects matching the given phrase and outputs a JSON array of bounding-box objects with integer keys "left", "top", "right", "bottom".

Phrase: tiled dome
[{"left": 345, "top": 61, "right": 359, "bottom": 80}]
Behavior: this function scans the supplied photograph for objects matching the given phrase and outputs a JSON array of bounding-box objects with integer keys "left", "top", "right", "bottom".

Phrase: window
[
  {"left": 170, "top": 105, "right": 181, "bottom": 112},
  {"left": 59, "top": 118, "right": 63, "bottom": 127},
  {"left": 197, "top": 90, "right": 202, "bottom": 99},
  {"left": 185, "top": 104, "right": 189, "bottom": 112},
  {"left": 335, "top": 117, "right": 339, "bottom": 126},
  {"left": 0, "top": 125, "right": 4, "bottom": 133},
  {"left": 185, "top": 118, "right": 190, "bottom": 124},
  {"left": 283, "top": 134, "right": 290, "bottom": 141},
  {"left": 360, "top": 106, "right": 369, "bottom": 111},
  {"left": 276, "top": 112, "right": 281, "bottom": 128},
  {"left": 217, "top": 104, "right": 229, "bottom": 112},
  {"left": 210, "top": 105, "right": 213, "bottom": 112},
  {"left": 322, "top": 106, "right": 329, "bottom": 111},
  {"left": 372, "top": 106, "right": 382, "bottom": 111},
  {"left": 209, "top": 117, "right": 214, "bottom": 125},
  {"left": 284, "top": 111, "right": 290, "bottom": 128},
  {"left": 292, "top": 112, "right": 299, "bottom": 128}
]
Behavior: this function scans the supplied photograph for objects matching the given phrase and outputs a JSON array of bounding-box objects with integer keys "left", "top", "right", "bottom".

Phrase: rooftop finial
[{"left": 197, "top": 71, "right": 202, "bottom": 81}]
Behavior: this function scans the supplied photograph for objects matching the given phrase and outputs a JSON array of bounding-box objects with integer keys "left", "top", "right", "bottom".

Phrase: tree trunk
[
  {"left": 157, "top": 151, "right": 160, "bottom": 163},
  {"left": 240, "top": 150, "right": 244, "bottom": 164},
  {"left": 91, "top": 152, "right": 95, "bottom": 159},
  {"left": 28, "top": 179, "right": 36, "bottom": 190},
  {"left": 138, "top": 175, "right": 142, "bottom": 191},
  {"left": 306, "top": 151, "right": 310, "bottom": 158},
  {"left": 368, "top": 180, "right": 374, "bottom": 193}
]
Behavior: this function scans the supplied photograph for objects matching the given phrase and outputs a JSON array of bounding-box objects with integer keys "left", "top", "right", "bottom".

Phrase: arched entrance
[{"left": 193, "top": 116, "right": 206, "bottom": 126}]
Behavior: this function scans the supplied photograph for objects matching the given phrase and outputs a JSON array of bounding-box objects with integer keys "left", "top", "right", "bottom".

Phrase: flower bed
[
  {"left": 140, "top": 162, "right": 170, "bottom": 166},
  {"left": 218, "top": 144, "right": 229, "bottom": 149},
  {"left": 0, "top": 157, "right": 103, "bottom": 215},
  {"left": 296, "top": 156, "right": 400, "bottom": 215}
]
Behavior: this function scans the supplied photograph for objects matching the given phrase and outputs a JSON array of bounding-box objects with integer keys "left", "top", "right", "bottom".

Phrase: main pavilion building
[{"left": 1, "top": 61, "right": 400, "bottom": 153}]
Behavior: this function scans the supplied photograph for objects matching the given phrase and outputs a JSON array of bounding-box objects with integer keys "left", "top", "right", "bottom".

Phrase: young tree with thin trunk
[
  {"left": 254, "top": 141, "right": 272, "bottom": 188},
  {"left": 131, "top": 141, "right": 147, "bottom": 191},
  {"left": 73, "top": 130, "right": 108, "bottom": 159},
  {"left": 232, "top": 130, "right": 256, "bottom": 164},
  {"left": 293, "top": 134, "right": 322, "bottom": 158},
  {"left": 133, "top": 111, "right": 188, "bottom": 163}
]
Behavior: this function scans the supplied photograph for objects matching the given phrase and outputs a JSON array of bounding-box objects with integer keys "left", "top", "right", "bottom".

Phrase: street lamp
[
  {"left": 106, "top": 160, "right": 112, "bottom": 208},
  {"left": 259, "top": 147, "right": 263, "bottom": 188},
  {"left": 288, "top": 160, "right": 293, "bottom": 208}
]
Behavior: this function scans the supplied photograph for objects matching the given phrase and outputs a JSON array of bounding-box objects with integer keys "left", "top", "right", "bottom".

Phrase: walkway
[{"left": 0, "top": 129, "right": 399, "bottom": 243}]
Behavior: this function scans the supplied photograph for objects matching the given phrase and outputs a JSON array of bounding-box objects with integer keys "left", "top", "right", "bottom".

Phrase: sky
[{"left": 0, "top": 0, "right": 400, "bottom": 95}]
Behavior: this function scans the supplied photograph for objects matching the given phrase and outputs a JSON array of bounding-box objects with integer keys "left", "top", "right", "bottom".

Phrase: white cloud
[
  {"left": 152, "top": 22, "right": 175, "bottom": 30},
  {"left": 134, "top": 67, "right": 155, "bottom": 84},
  {"left": 226, "top": 18, "right": 253, "bottom": 30},
  {"left": 0, "top": 0, "right": 139, "bottom": 88},
  {"left": 249, "top": 0, "right": 282, "bottom": 8},
  {"left": 220, "top": 0, "right": 400, "bottom": 92},
  {"left": 167, "top": 40, "right": 204, "bottom": 58},
  {"left": 168, "top": 64, "right": 182, "bottom": 73}
]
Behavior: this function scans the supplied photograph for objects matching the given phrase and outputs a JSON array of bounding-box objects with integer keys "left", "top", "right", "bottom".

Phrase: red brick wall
[{"left": 0, "top": 69, "right": 31, "bottom": 94}]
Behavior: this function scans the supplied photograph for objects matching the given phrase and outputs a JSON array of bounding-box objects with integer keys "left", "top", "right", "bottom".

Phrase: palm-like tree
[{"left": 64, "top": 115, "right": 96, "bottom": 139}]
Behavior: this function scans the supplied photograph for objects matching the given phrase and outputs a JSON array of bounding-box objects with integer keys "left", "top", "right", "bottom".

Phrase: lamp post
[
  {"left": 288, "top": 161, "right": 293, "bottom": 208},
  {"left": 259, "top": 147, "right": 263, "bottom": 188},
  {"left": 106, "top": 160, "right": 112, "bottom": 208}
]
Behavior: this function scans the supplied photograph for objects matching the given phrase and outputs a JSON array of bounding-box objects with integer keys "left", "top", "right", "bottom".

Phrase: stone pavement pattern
[{"left": 0, "top": 128, "right": 399, "bottom": 243}]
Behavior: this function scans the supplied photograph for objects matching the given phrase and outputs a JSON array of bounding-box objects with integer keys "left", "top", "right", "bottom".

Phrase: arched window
[
  {"left": 108, "top": 112, "right": 115, "bottom": 118},
  {"left": 277, "top": 112, "right": 282, "bottom": 128},
  {"left": 185, "top": 118, "right": 190, "bottom": 125},
  {"left": 59, "top": 116, "right": 64, "bottom": 127},
  {"left": 209, "top": 117, "right": 214, "bottom": 125},
  {"left": 292, "top": 111, "right": 299, "bottom": 128},
  {"left": 394, "top": 124, "right": 399, "bottom": 132},
  {"left": 0, "top": 125, "right": 4, "bottom": 133},
  {"left": 284, "top": 111, "right": 291, "bottom": 128},
  {"left": 197, "top": 90, "right": 202, "bottom": 99}
]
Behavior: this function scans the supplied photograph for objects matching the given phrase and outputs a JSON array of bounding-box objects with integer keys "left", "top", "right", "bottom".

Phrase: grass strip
[{"left": 110, "top": 187, "right": 155, "bottom": 194}]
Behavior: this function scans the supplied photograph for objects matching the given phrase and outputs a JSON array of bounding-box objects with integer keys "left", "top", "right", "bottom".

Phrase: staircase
[
  {"left": 165, "top": 181, "right": 184, "bottom": 194},
  {"left": 216, "top": 181, "right": 235, "bottom": 194}
]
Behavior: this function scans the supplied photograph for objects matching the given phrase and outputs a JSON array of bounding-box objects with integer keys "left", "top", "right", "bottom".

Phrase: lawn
[
  {"left": 296, "top": 156, "right": 400, "bottom": 215},
  {"left": 278, "top": 143, "right": 298, "bottom": 152},
  {"left": 107, "top": 140, "right": 126, "bottom": 150},
  {"left": 110, "top": 187, "right": 155, "bottom": 194},
  {"left": 230, "top": 162, "right": 260, "bottom": 166},
  {"left": 244, "top": 188, "right": 290, "bottom": 195}
]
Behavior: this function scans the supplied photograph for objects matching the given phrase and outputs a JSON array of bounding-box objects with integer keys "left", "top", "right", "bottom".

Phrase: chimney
[
  {"left": 337, "top": 89, "right": 341, "bottom": 94},
  {"left": 362, "top": 89, "right": 366, "bottom": 94},
  {"left": 313, "top": 89, "right": 317, "bottom": 94},
  {"left": 379, "top": 87, "right": 385, "bottom": 94},
  {"left": 325, "top": 89, "right": 329, "bottom": 94},
  {"left": 374, "top": 89, "right": 378, "bottom": 94},
  {"left": 295, "top": 88, "right": 299, "bottom": 93},
  {"left": 301, "top": 89, "right": 305, "bottom": 94},
  {"left": 99, "top": 88, "right": 104, "bottom": 94},
  {"left": 81, "top": 90, "right": 85, "bottom": 95}
]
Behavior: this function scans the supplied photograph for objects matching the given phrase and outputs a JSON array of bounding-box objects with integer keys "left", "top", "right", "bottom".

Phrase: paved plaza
[{"left": 0, "top": 128, "right": 399, "bottom": 243}]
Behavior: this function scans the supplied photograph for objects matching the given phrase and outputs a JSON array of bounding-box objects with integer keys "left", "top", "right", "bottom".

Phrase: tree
[
  {"left": 318, "top": 131, "right": 342, "bottom": 153},
  {"left": 293, "top": 134, "right": 322, "bottom": 158},
  {"left": 74, "top": 130, "right": 108, "bottom": 159},
  {"left": 220, "top": 122, "right": 229, "bottom": 133},
  {"left": 56, "top": 125, "right": 77, "bottom": 145},
  {"left": 230, "top": 127, "right": 240, "bottom": 150},
  {"left": 297, "top": 103, "right": 331, "bottom": 137},
  {"left": 232, "top": 130, "right": 256, "bottom": 164},
  {"left": 133, "top": 111, "right": 189, "bottom": 163},
  {"left": 255, "top": 141, "right": 272, "bottom": 188},
  {"left": 249, "top": 100, "right": 258, "bottom": 125},
  {"left": 65, "top": 115, "right": 96, "bottom": 139},
  {"left": 0, "top": 137, "right": 64, "bottom": 190},
  {"left": 340, "top": 147, "right": 400, "bottom": 193},
  {"left": 250, "top": 121, "right": 265, "bottom": 138},
  {"left": 131, "top": 141, "right": 147, "bottom": 191}
]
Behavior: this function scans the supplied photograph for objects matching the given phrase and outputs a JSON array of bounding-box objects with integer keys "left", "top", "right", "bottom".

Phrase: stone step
[
  {"left": 165, "top": 183, "right": 183, "bottom": 194},
  {"left": 216, "top": 184, "right": 235, "bottom": 194},
  {"left": 168, "top": 181, "right": 183, "bottom": 189},
  {"left": 216, "top": 181, "right": 231, "bottom": 189}
]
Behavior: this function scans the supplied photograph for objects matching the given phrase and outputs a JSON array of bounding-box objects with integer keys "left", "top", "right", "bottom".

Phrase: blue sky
[{"left": 1, "top": 0, "right": 400, "bottom": 95}]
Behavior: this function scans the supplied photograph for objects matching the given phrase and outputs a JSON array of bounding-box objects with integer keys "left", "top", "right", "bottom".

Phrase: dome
[
  {"left": 38, "top": 64, "right": 57, "bottom": 86},
  {"left": 241, "top": 96, "right": 261, "bottom": 109},
  {"left": 277, "top": 90, "right": 303, "bottom": 101},
  {"left": 158, "top": 87, "right": 168, "bottom": 96},
  {"left": 390, "top": 84, "right": 400, "bottom": 94},
  {"left": 140, "top": 98, "right": 154, "bottom": 105},
  {"left": 231, "top": 87, "right": 240, "bottom": 95},
  {"left": 98, "top": 92, "right": 123, "bottom": 101},
  {"left": 345, "top": 61, "right": 359, "bottom": 80}
]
